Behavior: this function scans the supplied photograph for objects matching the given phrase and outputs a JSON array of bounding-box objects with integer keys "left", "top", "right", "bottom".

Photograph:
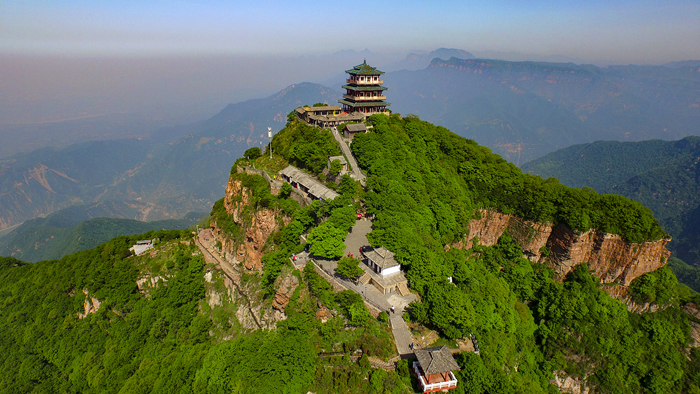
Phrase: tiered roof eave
[
  {"left": 338, "top": 99, "right": 391, "bottom": 108},
  {"left": 342, "top": 84, "right": 388, "bottom": 91},
  {"left": 345, "top": 60, "right": 385, "bottom": 76}
]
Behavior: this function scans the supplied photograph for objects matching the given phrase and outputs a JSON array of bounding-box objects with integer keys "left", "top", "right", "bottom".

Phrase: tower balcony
[
  {"left": 343, "top": 94, "right": 387, "bottom": 101},
  {"left": 346, "top": 78, "right": 384, "bottom": 85}
]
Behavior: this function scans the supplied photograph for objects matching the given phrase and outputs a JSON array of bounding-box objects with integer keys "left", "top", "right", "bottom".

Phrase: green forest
[{"left": 2, "top": 113, "right": 700, "bottom": 393}]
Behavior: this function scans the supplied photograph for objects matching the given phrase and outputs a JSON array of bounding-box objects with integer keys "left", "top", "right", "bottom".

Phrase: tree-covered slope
[
  {"left": 0, "top": 208, "right": 204, "bottom": 262},
  {"left": 4, "top": 113, "right": 700, "bottom": 394},
  {"left": 343, "top": 114, "right": 700, "bottom": 393},
  {"left": 0, "top": 228, "right": 398, "bottom": 393},
  {"left": 522, "top": 136, "right": 700, "bottom": 266}
]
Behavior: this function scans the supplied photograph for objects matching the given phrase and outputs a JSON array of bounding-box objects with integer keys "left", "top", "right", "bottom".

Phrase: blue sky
[{"left": 2, "top": 0, "right": 699, "bottom": 63}]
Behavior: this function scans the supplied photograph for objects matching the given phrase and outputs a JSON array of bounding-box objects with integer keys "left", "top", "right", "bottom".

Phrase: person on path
[{"left": 391, "top": 306, "right": 395, "bottom": 314}]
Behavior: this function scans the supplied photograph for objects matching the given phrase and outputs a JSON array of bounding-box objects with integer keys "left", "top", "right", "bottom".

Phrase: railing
[
  {"left": 413, "top": 362, "right": 458, "bottom": 392},
  {"left": 343, "top": 94, "right": 387, "bottom": 101},
  {"left": 346, "top": 78, "right": 384, "bottom": 85}
]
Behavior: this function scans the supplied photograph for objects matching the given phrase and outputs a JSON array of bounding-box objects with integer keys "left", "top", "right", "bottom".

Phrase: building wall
[{"left": 381, "top": 265, "right": 401, "bottom": 277}]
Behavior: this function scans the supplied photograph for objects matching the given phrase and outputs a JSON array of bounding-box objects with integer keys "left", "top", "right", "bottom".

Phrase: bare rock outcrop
[
  {"left": 78, "top": 289, "right": 101, "bottom": 319},
  {"left": 213, "top": 176, "right": 291, "bottom": 272},
  {"left": 272, "top": 273, "right": 299, "bottom": 313},
  {"left": 237, "top": 208, "right": 280, "bottom": 271},
  {"left": 224, "top": 179, "right": 250, "bottom": 222},
  {"left": 551, "top": 371, "right": 590, "bottom": 394},
  {"left": 682, "top": 304, "right": 700, "bottom": 348},
  {"left": 602, "top": 285, "right": 659, "bottom": 313},
  {"left": 457, "top": 210, "right": 671, "bottom": 286},
  {"left": 195, "top": 232, "right": 293, "bottom": 331}
]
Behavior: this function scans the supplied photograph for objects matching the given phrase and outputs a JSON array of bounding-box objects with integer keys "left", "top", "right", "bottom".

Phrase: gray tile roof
[
  {"left": 362, "top": 246, "right": 398, "bottom": 269},
  {"left": 304, "top": 105, "right": 341, "bottom": 113},
  {"left": 344, "top": 123, "right": 367, "bottom": 133},
  {"left": 279, "top": 165, "right": 339, "bottom": 201},
  {"left": 415, "top": 346, "right": 460, "bottom": 375}
]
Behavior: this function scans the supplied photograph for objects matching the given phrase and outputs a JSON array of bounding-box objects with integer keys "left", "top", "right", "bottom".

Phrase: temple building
[
  {"left": 339, "top": 61, "right": 390, "bottom": 115},
  {"left": 357, "top": 246, "right": 410, "bottom": 295},
  {"left": 412, "top": 346, "right": 460, "bottom": 393}
]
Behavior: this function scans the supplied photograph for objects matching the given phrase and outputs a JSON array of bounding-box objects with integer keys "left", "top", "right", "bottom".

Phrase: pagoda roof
[
  {"left": 414, "top": 346, "right": 460, "bottom": 375},
  {"left": 345, "top": 60, "right": 385, "bottom": 76},
  {"left": 339, "top": 99, "right": 390, "bottom": 108},
  {"left": 342, "top": 84, "right": 388, "bottom": 91}
]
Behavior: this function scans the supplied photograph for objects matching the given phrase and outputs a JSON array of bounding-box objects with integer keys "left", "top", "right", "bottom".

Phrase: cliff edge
[{"left": 455, "top": 210, "right": 671, "bottom": 286}]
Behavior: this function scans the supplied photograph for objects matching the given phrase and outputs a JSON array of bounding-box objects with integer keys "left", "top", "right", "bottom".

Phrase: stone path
[
  {"left": 390, "top": 312, "right": 414, "bottom": 356},
  {"left": 332, "top": 126, "right": 365, "bottom": 182}
]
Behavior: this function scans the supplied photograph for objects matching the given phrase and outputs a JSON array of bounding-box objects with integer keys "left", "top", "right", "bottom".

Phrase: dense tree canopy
[{"left": 3, "top": 112, "right": 698, "bottom": 394}]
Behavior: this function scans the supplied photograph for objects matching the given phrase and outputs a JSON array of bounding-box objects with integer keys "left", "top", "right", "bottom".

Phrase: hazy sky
[
  {"left": 2, "top": 0, "right": 699, "bottom": 64},
  {"left": 1, "top": 0, "right": 699, "bottom": 127}
]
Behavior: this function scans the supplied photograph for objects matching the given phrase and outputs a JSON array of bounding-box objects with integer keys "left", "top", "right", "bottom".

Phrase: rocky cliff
[
  {"left": 454, "top": 210, "right": 671, "bottom": 286},
  {"left": 199, "top": 173, "right": 296, "bottom": 330},
  {"left": 213, "top": 176, "right": 290, "bottom": 271}
]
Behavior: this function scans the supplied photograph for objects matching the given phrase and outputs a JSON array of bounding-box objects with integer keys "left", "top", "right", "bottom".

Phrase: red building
[
  {"left": 339, "top": 61, "right": 390, "bottom": 115},
  {"left": 412, "top": 346, "right": 460, "bottom": 392}
]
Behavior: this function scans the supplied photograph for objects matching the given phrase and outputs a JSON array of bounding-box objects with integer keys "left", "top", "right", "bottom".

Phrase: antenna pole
[{"left": 268, "top": 127, "right": 272, "bottom": 159}]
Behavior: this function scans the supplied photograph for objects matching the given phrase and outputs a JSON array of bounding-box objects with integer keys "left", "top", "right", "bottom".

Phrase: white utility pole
[{"left": 268, "top": 127, "right": 272, "bottom": 158}]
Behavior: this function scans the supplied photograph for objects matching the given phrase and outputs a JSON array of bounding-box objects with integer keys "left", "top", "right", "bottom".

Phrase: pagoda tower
[{"left": 339, "top": 61, "right": 390, "bottom": 115}]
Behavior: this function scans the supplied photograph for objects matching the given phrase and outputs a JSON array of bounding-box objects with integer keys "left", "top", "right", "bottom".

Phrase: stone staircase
[
  {"left": 368, "top": 356, "right": 396, "bottom": 371},
  {"left": 358, "top": 272, "right": 372, "bottom": 285},
  {"left": 397, "top": 282, "right": 410, "bottom": 296}
]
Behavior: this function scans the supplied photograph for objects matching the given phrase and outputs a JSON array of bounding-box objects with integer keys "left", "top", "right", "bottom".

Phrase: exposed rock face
[
  {"left": 78, "top": 289, "right": 101, "bottom": 319},
  {"left": 456, "top": 210, "right": 671, "bottom": 286},
  {"left": 136, "top": 274, "right": 167, "bottom": 293},
  {"left": 195, "top": 230, "right": 292, "bottom": 331},
  {"left": 213, "top": 176, "right": 290, "bottom": 272},
  {"left": 602, "top": 285, "right": 660, "bottom": 313},
  {"left": 237, "top": 209, "right": 280, "bottom": 271},
  {"left": 682, "top": 304, "right": 700, "bottom": 348},
  {"left": 551, "top": 371, "right": 590, "bottom": 394},
  {"left": 272, "top": 273, "right": 299, "bottom": 313},
  {"left": 224, "top": 179, "right": 250, "bottom": 222}
]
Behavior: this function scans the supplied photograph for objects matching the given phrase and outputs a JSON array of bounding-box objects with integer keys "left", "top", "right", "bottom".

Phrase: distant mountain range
[
  {"left": 2, "top": 56, "right": 699, "bottom": 236},
  {"left": 0, "top": 83, "right": 340, "bottom": 231},
  {"left": 383, "top": 48, "right": 475, "bottom": 71},
  {"left": 522, "top": 136, "right": 700, "bottom": 266},
  {"left": 386, "top": 57, "right": 700, "bottom": 164}
]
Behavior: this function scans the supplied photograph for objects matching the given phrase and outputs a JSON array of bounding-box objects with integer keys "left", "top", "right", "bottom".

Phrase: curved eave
[
  {"left": 345, "top": 70, "right": 385, "bottom": 76},
  {"left": 342, "top": 84, "right": 388, "bottom": 91}
]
